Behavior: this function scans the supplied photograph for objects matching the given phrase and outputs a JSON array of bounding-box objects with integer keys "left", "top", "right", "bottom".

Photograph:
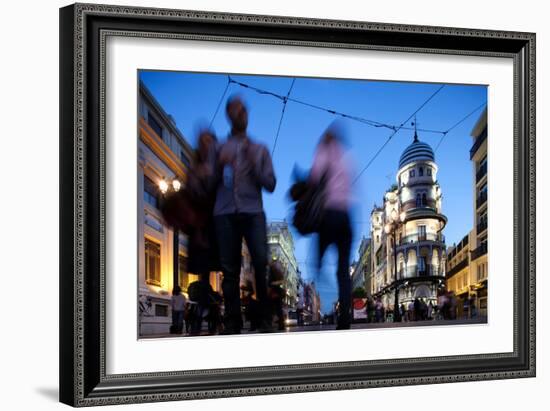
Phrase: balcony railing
[
  {"left": 477, "top": 220, "right": 488, "bottom": 234},
  {"left": 398, "top": 233, "right": 445, "bottom": 246},
  {"left": 446, "top": 257, "right": 469, "bottom": 278},
  {"left": 471, "top": 243, "right": 488, "bottom": 261},
  {"left": 476, "top": 191, "right": 488, "bottom": 209},
  {"left": 476, "top": 162, "right": 488, "bottom": 183},
  {"left": 470, "top": 128, "right": 487, "bottom": 160},
  {"left": 401, "top": 264, "right": 444, "bottom": 278}
]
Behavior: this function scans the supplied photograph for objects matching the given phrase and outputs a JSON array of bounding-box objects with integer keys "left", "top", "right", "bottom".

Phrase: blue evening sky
[{"left": 139, "top": 70, "right": 487, "bottom": 313}]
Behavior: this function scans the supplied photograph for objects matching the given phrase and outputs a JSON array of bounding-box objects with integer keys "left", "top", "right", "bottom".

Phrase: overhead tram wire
[
  {"left": 228, "top": 77, "right": 448, "bottom": 135},
  {"left": 272, "top": 78, "right": 296, "bottom": 157},
  {"left": 223, "top": 78, "right": 483, "bottom": 179},
  {"left": 209, "top": 75, "right": 232, "bottom": 129},
  {"left": 352, "top": 84, "right": 446, "bottom": 185},
  {"left": 434, "top": 102, "right": 487, "bottom": 152}
]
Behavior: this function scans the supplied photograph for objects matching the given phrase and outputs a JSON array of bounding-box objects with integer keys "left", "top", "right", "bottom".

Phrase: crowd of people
[
  {"left": 164, "top": 95, "right": 355, "bottom": 335},
  {"left": 358, "top": 290, "right": 478, "bottom": 324}
]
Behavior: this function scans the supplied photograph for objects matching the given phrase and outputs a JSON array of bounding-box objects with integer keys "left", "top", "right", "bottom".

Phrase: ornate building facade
[
  {"left": 370, "top": 130, "right": 447, "bottom": 309},
  {"left": 138, "top": 81, "right": 222, "bottom": 336}
]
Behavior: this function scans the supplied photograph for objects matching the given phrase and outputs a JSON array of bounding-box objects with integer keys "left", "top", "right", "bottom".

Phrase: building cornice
[{"left": 140, "top": 117, "right": 189, "bottom": 180}]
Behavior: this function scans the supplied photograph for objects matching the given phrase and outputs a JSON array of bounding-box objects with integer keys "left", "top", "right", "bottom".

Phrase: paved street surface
[{"left": 140, "top": 317, "right": 488, "bottom": 339}]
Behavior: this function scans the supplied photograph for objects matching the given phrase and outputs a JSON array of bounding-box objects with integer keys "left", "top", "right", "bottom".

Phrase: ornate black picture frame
[{"left": 59, "top": 3, "right": 535, "bottom": 407}]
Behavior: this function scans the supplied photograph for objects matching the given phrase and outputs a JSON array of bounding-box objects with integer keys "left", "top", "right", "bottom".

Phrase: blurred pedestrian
[
  {"left": 185, "top": 129, "right": 222, "bottom": 282},
  {"left": 375, "top": 298, "right": 383, "bottom": 323},
  {"left": 408, "top": 300, "right": 415, "bottom": 321},
  {"left": 170, "top": 285, "right": 186, "bottom": 334},
  {"left": 212, "top": 96, "right": 276, "bottom": 334},
  {"left": 414, "top": 298, "right": 421, "bottom": 321},
  {"left": 470, "top": 296, "right": 478, "bottom": 319},
  {"left": 463, "top": 296, "right": 470, "bottom": 319},
  {"left": 449, "top": 291, "right": 457, "bottom": 320},
  {"left": 241, "top": 280, "right": 260, "bottom": 331},
  {"left": 310, "top": 123, "right": 354, "bottom": 330},
  {"left": 268, "top": 257, "right": 287, "bottom": 331},
  {"left": 428, "top": 300, "right": 434, "bottom": 320}
]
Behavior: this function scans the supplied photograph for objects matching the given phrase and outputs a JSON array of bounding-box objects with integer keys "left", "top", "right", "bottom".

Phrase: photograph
[
  {"left": 136, "top": 70, "right": 489, "bottom": 338},
  {"left": 56, "top": 2, "right": 536, "bottom": 406}
]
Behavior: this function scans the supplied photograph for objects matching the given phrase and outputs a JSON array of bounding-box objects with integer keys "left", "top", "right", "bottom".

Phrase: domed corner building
[{"left": 370, "top": 130, "right": 447, "bottom": 313}]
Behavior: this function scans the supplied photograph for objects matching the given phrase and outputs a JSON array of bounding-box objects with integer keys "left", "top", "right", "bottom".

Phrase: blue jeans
[
  {"left": 214, "top": 212, "right": 269, "bottom": 331},
  {"left": 172, "top": 310, "right": 184, "bottom": 333}
]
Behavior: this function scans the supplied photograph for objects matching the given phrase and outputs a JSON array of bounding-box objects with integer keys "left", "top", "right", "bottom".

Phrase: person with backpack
[{"left": 309, "top": 123, "right": 355, "bottom": 330}]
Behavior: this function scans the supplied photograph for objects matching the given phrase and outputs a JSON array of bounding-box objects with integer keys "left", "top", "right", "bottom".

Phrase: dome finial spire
[{"left": 412, "top": 116, "right": 419, "bottom": 142}]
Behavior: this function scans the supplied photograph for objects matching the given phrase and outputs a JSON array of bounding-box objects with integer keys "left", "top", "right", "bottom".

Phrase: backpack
[{"left": 290, "top": 173, "right": 327, "bottom": 235}]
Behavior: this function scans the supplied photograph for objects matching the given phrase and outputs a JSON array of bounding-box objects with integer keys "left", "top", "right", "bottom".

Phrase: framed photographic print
[{"left": 59, "top": 3, "right": 536, "bottom": 407}]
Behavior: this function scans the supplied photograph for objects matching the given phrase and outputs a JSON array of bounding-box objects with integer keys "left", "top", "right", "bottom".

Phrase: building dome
[{"left": 398, "top": 132, "right": 435, "bottom": 169}]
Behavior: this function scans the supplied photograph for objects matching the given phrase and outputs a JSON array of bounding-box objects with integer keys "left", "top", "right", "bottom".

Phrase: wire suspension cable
[
  {"left": 226, "top": 78, "right": 484, "bottom": 179},
  {"left": 434, "top": 102, "right": 487, "bottom": 152},
  {"left": 271, "top": 78, "right": 296, "bottom": 157},
  {"left": 209, "top": 75, "right": 232, "bottom": 129},
  {"left": 352, "top": 85, "right": 446, "bottom": 184},
  {"left": 230, "top": 77, "right": 447, "bottom": 135}
]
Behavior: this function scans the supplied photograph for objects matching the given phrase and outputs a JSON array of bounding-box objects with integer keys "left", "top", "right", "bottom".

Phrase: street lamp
[
  {"left": 385, "top": 208, "right": 405, "bottom": 323},
  {"left": 159, "top": 177, "right": 182, "bottom": 291}
]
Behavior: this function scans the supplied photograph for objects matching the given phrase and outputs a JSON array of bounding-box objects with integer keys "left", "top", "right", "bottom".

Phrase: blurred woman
[
  {"left": 310, "top": 123, "right": 354, "bottom": 330},
  {"left": 184, "top": 129, "right": 222, "bottom": 334}
]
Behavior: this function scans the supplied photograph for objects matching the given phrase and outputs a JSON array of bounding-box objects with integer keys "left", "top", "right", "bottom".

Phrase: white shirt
[{"left": 171, "top": 294, "right": 187, "bottom": 312}]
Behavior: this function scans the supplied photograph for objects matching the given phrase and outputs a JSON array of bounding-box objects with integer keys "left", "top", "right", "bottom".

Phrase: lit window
[
  {"left": 143, "top": 176, "right": 160, "bottom": 208},
  {"left": 145, "top": 238, "right": 161, "bottom": 286}
]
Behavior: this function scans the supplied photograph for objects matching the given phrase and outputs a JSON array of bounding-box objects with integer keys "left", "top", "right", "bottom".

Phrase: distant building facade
[
  {"left": 445, "top": 231, "right": 474, "bottom": 318},
  {"left": 267, "top": 221, "right": 300, "bottom": 310},
  {"left": 303, "top": 281, "right": 321, "bottom": 324},
  {"left": 469, "top": 108, "right": 488, "bottom": 316},
  {"left": 351, "top": 237, "right": 372, "bottom": 295}
]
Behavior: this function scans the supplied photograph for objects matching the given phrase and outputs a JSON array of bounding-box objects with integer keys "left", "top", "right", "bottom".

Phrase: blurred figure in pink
[{"left": 310, "top": 122, "right": 354, "bottom": 330}]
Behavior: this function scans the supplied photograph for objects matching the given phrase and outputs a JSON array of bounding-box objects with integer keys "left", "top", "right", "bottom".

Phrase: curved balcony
[
  {"left": 395, "top": 233, "right": 446, "bottom": 254},
  {"left": 400, "top": 207, "right": 447, "bottom": 229}
]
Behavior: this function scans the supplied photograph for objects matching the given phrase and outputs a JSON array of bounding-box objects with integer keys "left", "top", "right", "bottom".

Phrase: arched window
[{"left": 416, "top": 193, "right": 422, "bottom": 207}]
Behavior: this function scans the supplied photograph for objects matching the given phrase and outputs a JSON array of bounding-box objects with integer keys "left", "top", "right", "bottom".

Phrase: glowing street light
[
  {"left": 158, "top": 179, "right": 169, "bottom": 194},
  {"left": 158, "top": 176, "right": 182, "bottom": 292}
]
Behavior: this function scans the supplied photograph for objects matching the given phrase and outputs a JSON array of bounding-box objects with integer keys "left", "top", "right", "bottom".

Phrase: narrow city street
[{"left": 141, "top": 317, "right": 487, "bottom": 339}]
